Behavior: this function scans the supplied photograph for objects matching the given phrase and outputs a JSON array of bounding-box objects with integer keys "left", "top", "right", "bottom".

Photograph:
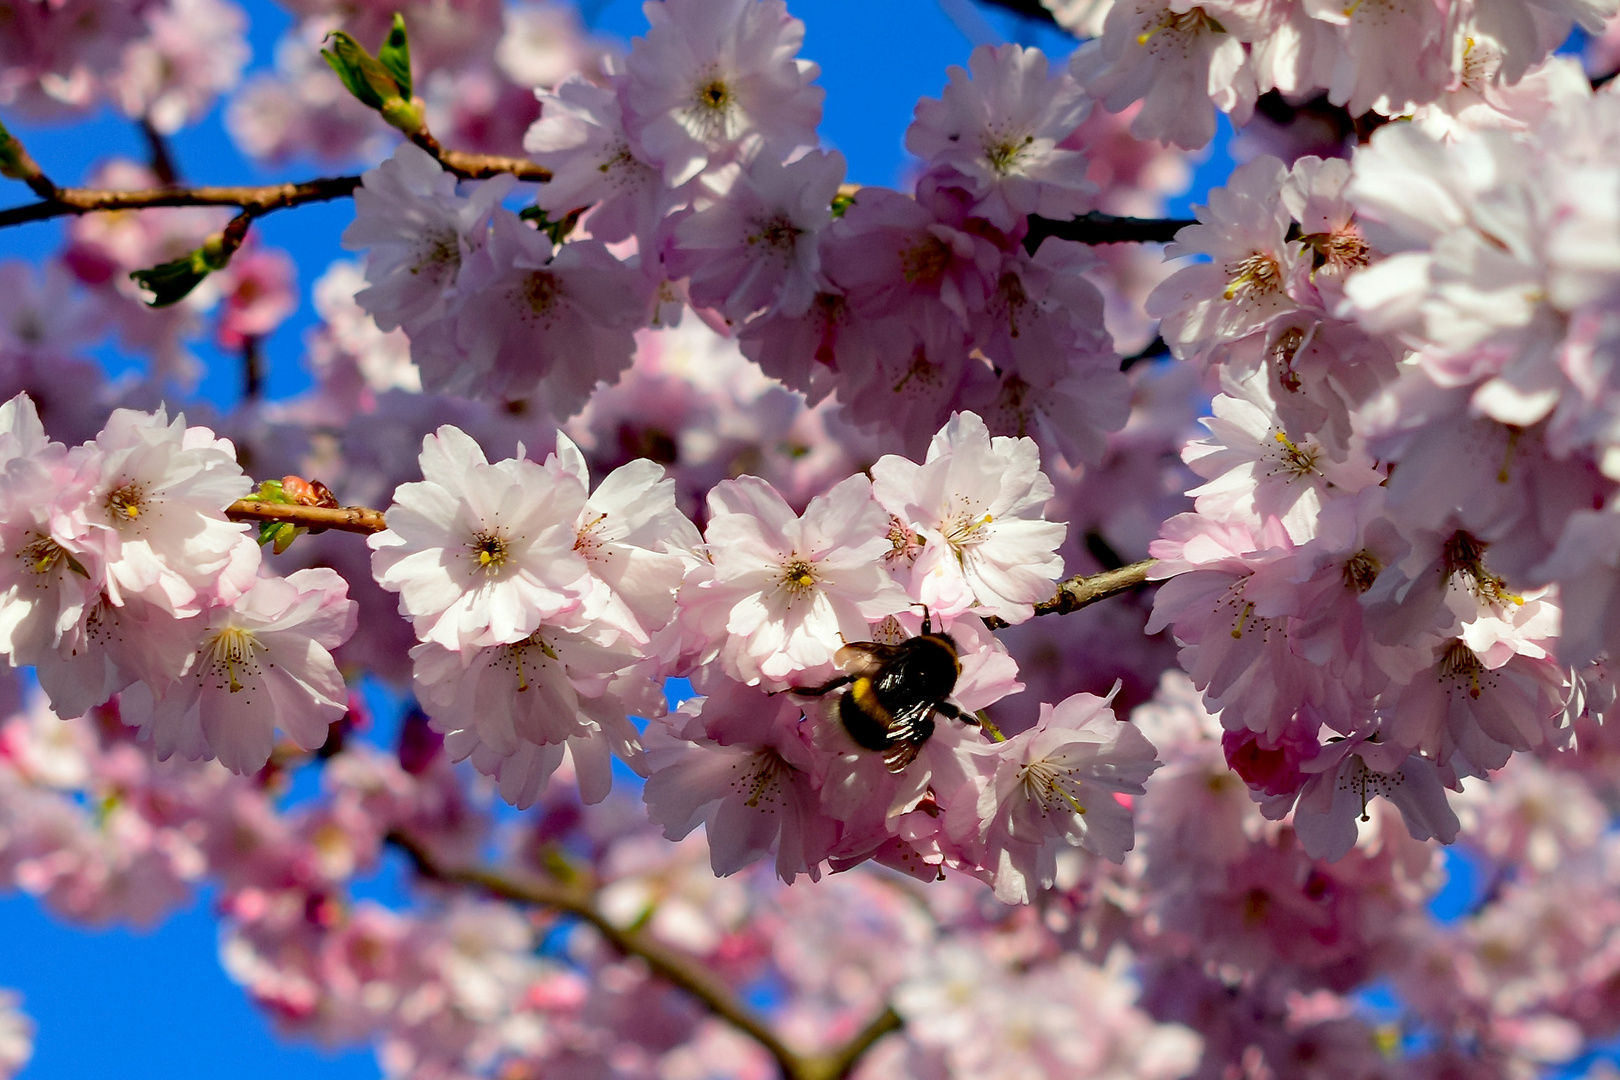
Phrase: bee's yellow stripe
[{"left": 850, "top": 677, "right": 893, "bottom": 724}]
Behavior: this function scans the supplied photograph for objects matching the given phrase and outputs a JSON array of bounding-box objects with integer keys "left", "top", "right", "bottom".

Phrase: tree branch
[
  {"left": 0, "top": 152, "right": 546, "bottom": 230},
  {"left": 983, "top": 559, "right": 1157, "bottom": 629},
  {"left": 1024, "top": 211, "right": 1195, "bottom": 252},
  {"left": 226, "top": 499, "right": 387, "bottom": 534},
  {"left": 0, "top": 175, "right": 365, "bottom": 228},
  {"left": 971, "top": 0, "right": 1062, "bottom": 26},
  {"left": 138, "top": 117, "right": 181, "bottom": 186},
  {"left": 387, "top": 833, "right": 901, "bottom": 1080}
]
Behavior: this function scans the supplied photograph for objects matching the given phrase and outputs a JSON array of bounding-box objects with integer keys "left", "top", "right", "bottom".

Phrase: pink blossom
[
  {"left": 694, "top": 473, "right": 906, "bottom": 684},
  {"left": 1148, "top": 156, "right": 1304, "bottom": 361},
  {"left": 906, "top": 43, "right": 1094, "bottom": 231},
  {"left": 1072, "top": 0, "right": 1256, "bottom": 150},
  {"left": 215, "top": 246, "right": 297, "bottom": 350},
  {"left": 110, "top": 0, "right": 247, "bottom": 134},
  {"left": 524, "top": 75, "right": 669, "bottom": 247},
  {"left": 0, "top": 989, "right": 30, "bottom": 1080},
  {"left": 341, "top": 143, "right": 516, "bottom": 335},
  {"left": 72, "top": 405, "right": 257, "bottom": 617},
  {"left": 958, "top": 688, "right": 1160, "bottom": 903},
  {"left": 431, "top": 211, "right": 649, "bottom": 413},
  {"left": 622, "top": 0, "right": 824, "bottom": 186},
  {"left": 870, "top": 411, "right": 1066, "bottom": 623},
  {"left": 1289, "top": 735, "right": 1461, "bottom": 860},
  {"left": 119, "top": 569, "right": 357, "bottom": 774},
  {"left": 664, "top": 149, "right": 845, "bottom": 323},
  {"left": 369, "top": 425, "right": 595, "bottom": 650},
  {"left": 643, "top": 680, "right": 837, "bottom": 882}
]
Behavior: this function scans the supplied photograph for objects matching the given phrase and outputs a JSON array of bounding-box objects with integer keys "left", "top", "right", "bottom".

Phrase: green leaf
[
  {"left": 830, "top": 190, "right": 855, "bottom": 218},
  {"left": 129, "top": 250, "right": 214, "bottom": 307},
  {"left": 378, "top": 14, "right": 412, "bottom": 101},
  {"left": 518, "top": 205, "right": 583, "bottom": 244},
  {"left": 321, "top": 31, "right": 402, "bottom": 111},
  {"left": 0, "top": 118, "right": 28, "bottom": 181}
]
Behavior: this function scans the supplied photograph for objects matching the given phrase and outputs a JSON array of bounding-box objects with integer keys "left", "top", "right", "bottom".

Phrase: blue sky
[{"left": 0, "top": 3, "right": 1246, "bottom": 1075}]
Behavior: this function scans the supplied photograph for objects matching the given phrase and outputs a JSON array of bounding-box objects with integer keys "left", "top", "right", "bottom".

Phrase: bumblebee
[{"left": 789, "top": 611, "right": 970, "bottom": 773}]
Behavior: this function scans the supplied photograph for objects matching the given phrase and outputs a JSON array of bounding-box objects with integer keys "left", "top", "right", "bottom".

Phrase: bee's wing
[
  {"left": 882, "top": 738, "right": 924, "bottom": 774},
  {"left": 835, "top": 641, "right": 904, "bottom": 678},
  {"left": 880, "top": 699, "right": 937, "bottom": 774}
]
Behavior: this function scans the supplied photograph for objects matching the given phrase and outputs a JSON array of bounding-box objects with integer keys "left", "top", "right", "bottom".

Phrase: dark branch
[
  {"left": 971, "top": 0, "right": 1062, "bottom": 27},
  {"left": 139, "top": 117, "right": 181, "bottom": 186},
  {"left": 1025, "top": 212, "right": 1196, "bottom": 252},
  {"left": 387, "top": 833, "right": 901, "bottom": 1080},
  {"left": 241, "top": 335, "right": 264, "bottom": 401}
]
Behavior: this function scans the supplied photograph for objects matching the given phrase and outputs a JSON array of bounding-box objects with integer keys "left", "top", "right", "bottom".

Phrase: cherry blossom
[
  {"left": 119, "top": 568, "right": 357, "bottom": 773},
  {"left": 906, "top": 43, "right": 1094, "bottom": 231},
  {"left": 870, "top": 411, "right": 1067, "bottom": 623},
  {"left": 692, "top": 472, "right": 907, "bottom": 684},
  {"left": 369, "top": 425, "right": 595, "bottom": 650},
  {"left": 622, "top": 0, "right": 823, "bottom": 186}
]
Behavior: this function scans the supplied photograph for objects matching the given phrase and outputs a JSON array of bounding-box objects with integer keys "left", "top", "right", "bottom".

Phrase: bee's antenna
[{"left": 910, "top": 602, "right": 933, "bottom": 635}]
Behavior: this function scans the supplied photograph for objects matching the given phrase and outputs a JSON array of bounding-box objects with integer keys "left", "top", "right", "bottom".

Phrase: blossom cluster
[
  {"left": 338, "top": 9, "right": 1132, "bottom": 462},
  {"left": 0, "top": 393, "right": 356, "bottom": 774},
  {"left": 11, "top": 0, "right": 1620, "bottom": 1076},
  {"left": 1141, "top": 65, "right": 1620, "bottom": 858},
  {"left": 359, "top": 402, "right": 1157, "bottom": 899},
  {"left": 1058, "top": 0, "right": 1618, "bottom": 150}
]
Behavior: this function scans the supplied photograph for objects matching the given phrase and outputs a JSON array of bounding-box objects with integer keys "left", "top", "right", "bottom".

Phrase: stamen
[
  {"left": 205, "top": 626, "right": 261, "bottom": 694},
  {"left": 1442, "top": 531, "right": 1523, "bottom": 607},
  {"left": 1440, "top": 640, "right": 1485, "bottom": 700},
  {"left": 1342, "top": 549, "right": 1381, "bottom": 594},
  {"left": 106, "top": 483, "right": 146, "bottom": 523},
  {"left": 1225, "top": 252, "right": 1283, "bottom": 301},
  {"left": 470, "top": 530, "right": 509, "bottom": 575},
  {"left": 1273, "top": 431, "right": 1319, "bottom": 476},
  {"left": 780, "top": 555, "right": 817, "bottom": 598}
]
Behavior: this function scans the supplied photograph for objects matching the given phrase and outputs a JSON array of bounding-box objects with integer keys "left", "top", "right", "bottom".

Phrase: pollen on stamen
[
  {"left": 469, "top": 530, "right": 510, "bottom": 576},
  {"left": 18, "top": 534, "right": 69, "bottom": 576},
  {"left": 106, "top": 482, "right": 146, "bottom": 523},
  {"left": 206, "top": 626, "right": 262, "bottom": 694},
  {"left": 1224, "top": 252, "right": 1283, "bottom": 301},
  {"left": 780, "top": 555, "right": 817, "bottom": 598},
  {"left": 1272, "top": 430, "right": 1320, "bottom": 476}
]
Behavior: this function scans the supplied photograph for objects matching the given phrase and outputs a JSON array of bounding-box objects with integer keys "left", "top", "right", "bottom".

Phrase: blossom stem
[
  {"left": 1024, "top": 211, "right": 1196, "bottom": 252},
  {"left": 388, "top": 832, "right": 901, "bottom": 1080},
  {"left": 226, "top": 499, "right": 388, "bottom": 534},
  {"left": 983, "top": 558, "right": 1158, "bottom": 629}
]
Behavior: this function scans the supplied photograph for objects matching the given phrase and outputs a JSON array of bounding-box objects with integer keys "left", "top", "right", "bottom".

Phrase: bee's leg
[
  {"left": 776, "top": 674, "right": 853, "bottom": 698},
  {"left": 936, "top": 702, "right": 967, "bottom": 722}
]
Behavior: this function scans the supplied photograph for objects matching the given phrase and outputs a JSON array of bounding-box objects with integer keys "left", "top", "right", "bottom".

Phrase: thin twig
[
  {"left": 387, "top": 833, "right": 901, "bottom": 1080},
  {"left": 971, "top": 0, "right": 1062, "bottom": 26},
  {"left": 1024, "top": 211, "right": 1196, "bottom": 252},
  {"left": 139, "top": 117, "right": 181, "bottom": 186},
  {"left": 241, "top": 335, "right": 264, "bottom": 401},
  {"left": 226, "top": 499, "right": 387, "bottom": 534},
  {"left": 0, "top": 121, "right": 58, "bottom": 201},
  {"left": 983, "top": 559, "right": 1157, "bottom": 629}
]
